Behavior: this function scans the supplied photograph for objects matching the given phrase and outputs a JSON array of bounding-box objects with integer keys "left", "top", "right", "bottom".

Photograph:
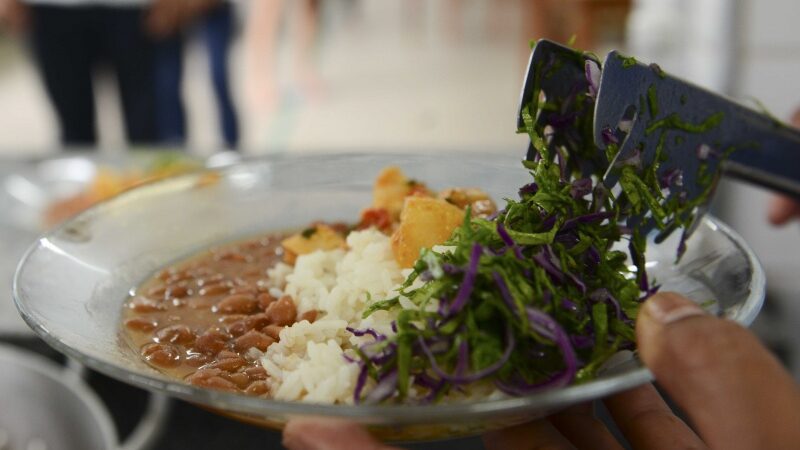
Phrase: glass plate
[{"left": 13, "top": 153, "right": 765, "bottom": 441}]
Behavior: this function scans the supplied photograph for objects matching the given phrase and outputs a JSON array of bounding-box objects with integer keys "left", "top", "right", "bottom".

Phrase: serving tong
[{"left": 518, "top": 39, "right": 800, "bottom": 238}]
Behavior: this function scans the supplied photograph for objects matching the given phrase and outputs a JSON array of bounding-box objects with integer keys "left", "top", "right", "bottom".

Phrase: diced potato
[
  {"left": 437, "top": 187, "right": 497, "bottom": 218},
  {"left": 281, "top": 224, "right": 346, "bottom": 264},
  {"left": 373, "top": 166, "right": 411, "bottom": 219},
  {"left": 391, "top": 196, "right": 466, "bottom": 268}
]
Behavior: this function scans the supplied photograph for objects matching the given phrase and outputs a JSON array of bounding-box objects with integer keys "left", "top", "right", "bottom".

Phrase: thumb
[
  {"left": 283, "top": 418, "right": 400, "bottom": 450},
  {"left": 637, "top": 292, "right": 800, "bottom": 450}
]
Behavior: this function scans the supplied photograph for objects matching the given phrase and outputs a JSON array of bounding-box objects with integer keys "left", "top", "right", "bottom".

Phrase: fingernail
[{"left": 644, "top": 293, "right": 706, "bottom": 325}]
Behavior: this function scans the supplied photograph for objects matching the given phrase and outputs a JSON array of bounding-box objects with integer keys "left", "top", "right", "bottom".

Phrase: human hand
[
  {"left": 0, "top": 0, "right": 28, "bottom": 34},
  {"left": 768, "top": 195, "right": 800, "bottom": 226},
  {"left": 282, "top": 293, "right": 800, "bottom": 449},
  {"left": 767, "top": 108, "right": 800, "bottom": 226},
  {"left": 145, "top": 0, "right": 218, "bottom": 39}
]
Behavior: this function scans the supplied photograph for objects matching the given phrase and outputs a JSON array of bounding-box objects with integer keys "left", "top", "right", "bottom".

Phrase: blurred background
[{"left": 0, "top": 0, "right": 798, "bottom": 449}]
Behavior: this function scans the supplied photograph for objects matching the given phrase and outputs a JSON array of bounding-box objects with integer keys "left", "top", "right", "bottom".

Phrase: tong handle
[{"left": 720, "top": 108, "right": 800, "bottom": 199}]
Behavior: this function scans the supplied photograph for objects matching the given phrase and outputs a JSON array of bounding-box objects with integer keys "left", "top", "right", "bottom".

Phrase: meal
[
  {"left": 122, "top": 50, "right": 723, "bottom": 405},
  {"left": 43, "top": 153, "right": 201, "bottom": 227}
]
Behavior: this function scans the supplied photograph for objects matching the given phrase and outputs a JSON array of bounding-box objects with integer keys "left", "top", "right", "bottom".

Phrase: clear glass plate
[{"left": 13, "top": 153, "right": 765, "bottom": 441}]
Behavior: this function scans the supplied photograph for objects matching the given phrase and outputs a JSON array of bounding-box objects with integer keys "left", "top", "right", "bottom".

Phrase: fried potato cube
[
  {"left": 437, "top": 187, "right": 497, "bottom": 218},
  {"left": 281, "top": 224, "right": 346, "bottom": 264},
  {"left": 373, "top": 166, "right": 411, "bottom": 219},
  {"left": 372, "top": 166, "right": 432, "bottom": 219},
  {"left": 391, "top": 196, "right": 466, "bottom": 268}
]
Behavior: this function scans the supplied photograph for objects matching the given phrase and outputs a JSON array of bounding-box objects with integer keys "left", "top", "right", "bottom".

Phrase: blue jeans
[{"left": 154, "top": 2, "right": 239, "bottom": 148}]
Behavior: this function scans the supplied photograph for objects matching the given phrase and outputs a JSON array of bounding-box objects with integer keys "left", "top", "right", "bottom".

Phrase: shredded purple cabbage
[
  {"left": 519, "top": 182, "right": 539, "bottom": 197},
  {"left": 495, "top": 308, "right": 578, "bottom": 395},
  {"left": 363, "top": 369, "right": 398, "bottom": 404},
  {"left": 570, "top": 178, "right": 593, "bottom": 199},
  {"left": 496, "top": 222, "right": 525, "bottom": 260},
  {"left": 601, "top": 126, "right": 619, "bottom": 145},
  {"left": 418, "top": 326, "right": 515, "bottom": 384},
  {"left": 492, "top": 271, "right": 519, "bottom": 318},
  {"left": 445, "top": 243, "right": 483, "bottom": 315},
  {"left": 346, "top": 326, "right": 386, "bottom": 341}
]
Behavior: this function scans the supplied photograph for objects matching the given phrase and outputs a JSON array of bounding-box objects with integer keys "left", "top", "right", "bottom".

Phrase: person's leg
[
  {"left": 202, "top": 2, "right": 238, "bottom": 148},
  {"left": 101, "top": 6, "right": 159, "bottom": 145},
  {"left": 29, "top": 5, "right": 97, "bottom": 146},
  {"left": 153, "top": 33, "right": 186, "bottom": 145}
]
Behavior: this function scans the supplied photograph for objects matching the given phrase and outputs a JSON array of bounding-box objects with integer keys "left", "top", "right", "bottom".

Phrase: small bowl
[{"left": 13, "top": 153, "right": 765, "bottom": 441}]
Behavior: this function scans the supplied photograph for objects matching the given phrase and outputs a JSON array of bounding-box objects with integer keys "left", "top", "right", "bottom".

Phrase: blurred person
[
  {"left": 243, "top": 0, "right": 322, "bottom": 118},
  {"left": 282, "top": 292, "right": 800, "bottom": 449},
  {"left": 146, "top": 0, "right": 240, "bottom": 148},
  {"left": 0, "top": 0, "right": 158, "bottom": 146}
]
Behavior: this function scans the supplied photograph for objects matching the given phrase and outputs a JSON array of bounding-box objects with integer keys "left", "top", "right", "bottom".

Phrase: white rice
[
  {"left": 258, "top": 228, "right": 497, "bottom": 404},
  {"left": 260, "top": 229, "right": 407, "bottom": 403}
]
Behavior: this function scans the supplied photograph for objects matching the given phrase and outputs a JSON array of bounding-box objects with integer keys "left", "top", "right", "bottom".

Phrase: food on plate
[
  {"left": 43, "top": 153, "right": 200, "bottom": 226},
  {"left": 122, "top": 49, "right": 725, "bottom": 404},
  {"left": 122, "top": 168, "right": 501, "bottom": 401}
]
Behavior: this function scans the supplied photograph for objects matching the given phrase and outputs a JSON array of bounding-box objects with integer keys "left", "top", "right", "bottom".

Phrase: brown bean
[
  {"left": 128, "top": 297, "right": 166, "bottom": 313},
  {"left": 124, "top": 317, "right": 158, "bottom": 332},
  {"left": 298, "top": 310, "right": 318, "bottom": 323},
  {"left": 157, "top": 269, "right": 174, "bottom": 281},
  {"left": 187, "top": 297, "right": 215, "bottom": 310},
  {"left": 257, "top": 293, "right": 276, "bottom": 310},
  {"left": 265, "top": 296, "right": 297, "bottom": 326},
  {"left": 215, "top": 294, "right": 258, "bottom": 315},
  {"left": 218, "top": 314, "right": 247, "bottom": 324},
  {"left": 241, "top": 268, "right": 261, "bottom": 278},
  {"left": 244, "top": 366, "right": 267, "bottom": 381},
  {"left": 191, "top": 375, "right": 238, "bottom": 391},
  {"left": 146, "top": 285, "right": 167, "bottom": 299},
  {"left": 184, "top": 353, "right": 211, "bottom": 368},
  {"left": 217, "top": 350, "right": 240, "bottom": 359},
  {"left": 166, "top": 271, "right": 192, "bottom": 284},
  {"left": 197, "top": 273, "right": 225, "bottom": 285},
  {"left": 245, "top": 380, "right": 269, "bottom": 395},
  {"left": 244, "top": 313, "right": 271, "bottom": 330},
  {"left": 262, "top": 324, "right": 283, "bottom": 341},
  {"left": 166, "top": 285, "right": 189, "bottom": 299},
  {"left": 243, "top": 241, "right": 262, "bottom": 251},
  {"left": 217, "top": 251, "right": 247, "bottom": 262},
  {"left": 227, "top": 372, "right": 251, "bottom": 389},
  {"left": 230, "top": 285, "right": 257, "bottom": 296},
  {"left": 187, "top": 368, "right": 222, "bottom": 381},
  {"left": 194, "top": 330, "right": 230, "bottom": 355},
  {"left": 226, "top": 320, "right": 248, "bottom": 338},
  {"left": 199, "top": 283, "right": 230, "bottom": 297},
  {"left": 141, "top": 343, "right": 180, "bottom": 367},
  {"left": 204, "top": 357, "right": 247, "bottom": 372},
  {"left": 155, "top": 324, "right": 195, "bottom": 345},
  {"left": 234, "top": 330, "right": 275, "bottom": 352}
]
